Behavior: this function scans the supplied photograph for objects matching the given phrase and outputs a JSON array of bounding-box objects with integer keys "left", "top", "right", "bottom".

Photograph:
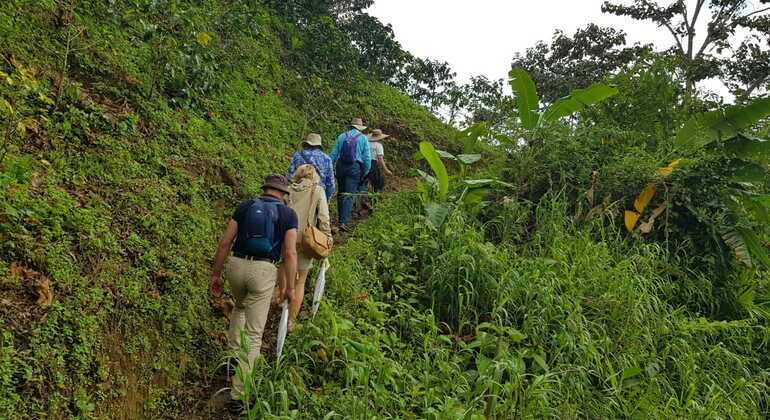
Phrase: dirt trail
[{"left": 191, "top": 175, "right": 415, "bottom": 418}]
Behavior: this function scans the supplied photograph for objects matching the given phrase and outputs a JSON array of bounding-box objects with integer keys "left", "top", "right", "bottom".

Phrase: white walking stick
[
  {"left": 276, "top": 299, "right": 289, "bottom": 359},
  {"left": 311, "top": 259, "right": 329, "bottom": 317}
]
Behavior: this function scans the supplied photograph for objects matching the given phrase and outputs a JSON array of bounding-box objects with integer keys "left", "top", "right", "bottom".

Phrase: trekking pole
[
  {"left": 276, "top": 299, "right": 289, "bottom": 360},
  {"left": 311, "top": 259, "right": 329, "bottom": 317}
]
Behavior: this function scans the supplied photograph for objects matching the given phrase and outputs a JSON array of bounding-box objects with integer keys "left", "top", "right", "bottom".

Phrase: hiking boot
[
  {"left": 226, "top": 398, "right": 244, "bottom": 416},
  {"left": 339, "top": 224, "right": 353, "bottom": 233}
]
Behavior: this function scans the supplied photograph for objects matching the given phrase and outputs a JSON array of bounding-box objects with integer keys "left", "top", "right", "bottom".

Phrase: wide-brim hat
[
  {"left": 369, "top": 129, "right": 390, "bottom": 141},
  {"left": 261, "top": 174, "right": 291, "bottom": 194},
  {"left": 302, "top": 133, "right": 322, "bottom": 147},
  {"left": 350, "top": 117, "right": 367, "bottom": 131}
]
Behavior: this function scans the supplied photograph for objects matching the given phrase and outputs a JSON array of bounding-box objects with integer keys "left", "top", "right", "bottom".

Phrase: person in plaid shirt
[{"left": 287, "top": 133, "right": 335, "bottom": 201}]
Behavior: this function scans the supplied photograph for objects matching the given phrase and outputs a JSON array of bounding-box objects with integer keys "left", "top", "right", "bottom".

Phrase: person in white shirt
[{"left": 359, "top": 129, "right": 393, "bottom": 213}]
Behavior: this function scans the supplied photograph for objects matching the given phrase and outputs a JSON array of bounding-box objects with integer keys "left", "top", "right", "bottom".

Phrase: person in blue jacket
[{"left": 329, "top": 117, "right": 371, "bottom": 231}]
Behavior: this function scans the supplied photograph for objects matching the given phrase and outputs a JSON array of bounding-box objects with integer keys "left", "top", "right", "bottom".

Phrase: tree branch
[
  {"left": 689, "top": 0, "right": 706, "bottom": 31},
  {"left": 662, "top": 21, "right": 686, "bottom": 54},
  {"left": 742, "top": 6, "right": 770, "bottom": 20},
  {"left": 695, "top": 1, "right": 743, "bottom": 60},
  {"left": 639, "top": 0, "right": 686, "bottom": 54}
]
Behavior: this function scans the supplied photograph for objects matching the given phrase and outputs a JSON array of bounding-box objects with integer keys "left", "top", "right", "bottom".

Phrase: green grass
[{"left": 231, "top": 193, "right": 769, "bottom": 418}]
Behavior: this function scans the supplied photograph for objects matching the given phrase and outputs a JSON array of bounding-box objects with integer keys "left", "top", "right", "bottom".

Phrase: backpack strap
[{"left": 306, "top": 182, "right": 326, "bottom": 230}]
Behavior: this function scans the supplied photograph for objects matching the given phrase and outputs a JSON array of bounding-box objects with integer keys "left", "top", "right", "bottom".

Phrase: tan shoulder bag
[{"left": 301, "top": 186, "right": 333, "bottom": 259}]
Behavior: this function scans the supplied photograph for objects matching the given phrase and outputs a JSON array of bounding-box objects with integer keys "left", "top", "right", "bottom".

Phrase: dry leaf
[
  {"left": 222, "top": 298, "right": 234, "bottom": 320},
  {"left": 585, "top": 205, "right": 603, "bottom": 221},
  {"left": 638, "top": 202, "right": 669, "bottom": 234},
  {"left": 587, "top": 170, "right": 599, "bottom": 207},
  {"left": 31, "top": 172, "right": 43, "bottom": 188},
  {"left": 36, "top": 278, "right": 53, "bottom": 307},
  {"left": 9, "top": 262, "right": 25, "bottom": 278},
  {"left": 213, "top": 297, "right": 234, "bottom": 320},
  {"left": 634, "top": 184, "right": 657, "bottom": 213},
  {"left": 209, "top": 331, "right": 228, "bottom": 345}
]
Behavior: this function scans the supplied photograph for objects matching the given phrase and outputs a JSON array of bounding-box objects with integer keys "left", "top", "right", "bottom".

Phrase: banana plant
[
  {"left": 509, "top": 67, "right": 619, "bottom": 130},
  {"left": 414, "top": 141, "right": 511, "bottom": 228},
  {"left": 625, "top": 97, "right": 770, "bottom": 268}
]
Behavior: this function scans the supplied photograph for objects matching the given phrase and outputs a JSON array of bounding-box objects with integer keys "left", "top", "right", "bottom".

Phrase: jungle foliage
[
  {"left": 1, "top": 0, "right": 769, "bottom": 419},
  {"left": 0, "top": 0, "right": 451, "bottom": 417}
]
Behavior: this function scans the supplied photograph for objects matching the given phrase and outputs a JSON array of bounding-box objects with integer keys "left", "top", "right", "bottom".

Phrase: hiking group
[{"left": 208, "top": 118, "right": 394, "bottom": 413}]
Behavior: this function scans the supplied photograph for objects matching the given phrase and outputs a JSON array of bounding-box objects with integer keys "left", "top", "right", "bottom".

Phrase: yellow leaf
[
  {"left": 658, "top": 159, "right": 682, "bottom": 176},
  {"left": 196, "top": 32, "right": 212, "bottom": 46},
  {"left": 634, "top": 184, "right": 657, "bottom": 213},
  {"left": 16, "top": 121, "right": 26, "bottom": 136},
  {"left": 625, "top": 211, "right": 640, "bottom": 232}
]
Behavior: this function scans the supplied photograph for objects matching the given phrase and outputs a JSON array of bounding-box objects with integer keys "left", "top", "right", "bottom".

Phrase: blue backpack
[
  {"left": 242, "top": 199, "right": 280, "bottom": 255},
  {"left": 340, "top": 132, "right": 361, "bottom": 163}
]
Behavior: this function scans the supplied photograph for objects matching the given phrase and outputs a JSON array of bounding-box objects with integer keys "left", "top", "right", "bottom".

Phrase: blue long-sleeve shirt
[
  {"left": 330, "top": 129, "right": 372, "bottom": 174},
  {"left": 287, "top": 148, "right": 336, "bottom": 201}
]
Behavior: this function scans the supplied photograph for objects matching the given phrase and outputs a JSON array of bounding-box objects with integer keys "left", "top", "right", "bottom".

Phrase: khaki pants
[{"left": 225, "top": 257, "right": 277, "bottom": 399}]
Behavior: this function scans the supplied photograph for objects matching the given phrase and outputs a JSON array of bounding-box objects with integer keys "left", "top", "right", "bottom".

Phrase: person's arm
[
  {"left": 378, "top": 155, "right": 393, "bottom": 176},
  {"left": 316, "top": 189, "right": 332, "bottom": 237},
  {"left": 360, "top": 136, "right": 371, "bottom": 174},
  {"left": 282, "top": 228, "right": 298, "bottom": 303},
  {"left": 324, "top": 155, "right": 335, "bottom": 199},
  {"left": 287, "top": 153, "right": 299, "bottom": 180},
  {"left": 329, "top": 134, "right": 343, "bottom": 165},
  {"left": 210, "top": 219, "right": 238, "bottom": 296}
]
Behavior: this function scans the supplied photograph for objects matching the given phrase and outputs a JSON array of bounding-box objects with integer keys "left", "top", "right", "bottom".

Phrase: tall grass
[{"left": 237, "top": 194, "right": 769, "bottom": 418}]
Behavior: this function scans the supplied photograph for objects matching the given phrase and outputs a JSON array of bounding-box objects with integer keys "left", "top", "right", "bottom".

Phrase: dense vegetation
[
  {"left": 0, "top": 1, "right": 451, "bottom": 417},
  {"left": 1, "top": 0, "right": 769, "bottom": 419}
]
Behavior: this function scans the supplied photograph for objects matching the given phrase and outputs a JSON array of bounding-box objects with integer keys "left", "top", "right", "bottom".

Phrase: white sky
[{"left": 367, "top": 0, "right": 759, "bottom": 100}]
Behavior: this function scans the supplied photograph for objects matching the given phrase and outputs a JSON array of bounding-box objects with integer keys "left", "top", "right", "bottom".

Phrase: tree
[
  {"left": 393, "top": 57, "right": 457, "bottom": 114},
  {"left": 341, "top": 13, "right": 411, "bottom": 83},
  {"left": 511, "top": 24, "right": 649, "bottom": 103},
  {"left": 601, "top": 0, "right": 770, "bottom": 100},
  {"left": 725, "top": 14, "right": 770, "bottom": 100},
  {"left": 457, "top": 76, "right": 516, "bottom": 130},
  {"left": 263, "top": 0, "right": 374, "bottom": 25}
]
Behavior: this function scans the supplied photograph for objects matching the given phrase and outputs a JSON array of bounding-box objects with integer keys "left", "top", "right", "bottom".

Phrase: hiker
[
  {"left": 362, "top": 128, "right": 393, "bottom": 199},
  {"left": 278, "top": 164, "right": 332, "bottom": 333},
  {"left": 330, "top": 118, "right": 371, "bottom": 231},
  {"left": 287, "top": 133, "right": 335, "bottom": 201},
  {"left": 209, "top": 174, "right": 298, "bottom": 413}
]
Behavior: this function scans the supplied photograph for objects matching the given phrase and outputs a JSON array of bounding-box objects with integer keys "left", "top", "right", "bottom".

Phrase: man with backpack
[
  {"left": 287, "top": 133, "right": 335, "bottom": 201},
  {"left": 209, "top": 174, "right": 298, "bottom": 413},
  {"left": 330, "top": 117, "right": 371, "bottom": 231}
]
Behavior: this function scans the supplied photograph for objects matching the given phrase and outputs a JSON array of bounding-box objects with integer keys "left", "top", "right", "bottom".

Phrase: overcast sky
[{"left": 367, "top": 0, "right": 742, "bottom": 99}]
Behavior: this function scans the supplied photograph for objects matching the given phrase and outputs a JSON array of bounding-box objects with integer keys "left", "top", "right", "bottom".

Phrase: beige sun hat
[
  {"left": 368, "top": 129, "right": 390, "bottom": 141},
  {"left": 350, "top": 117, "right": 367, "bottom": 131},
  {"left": 302, "top": 133, "right": 322, "bottom": 147}
]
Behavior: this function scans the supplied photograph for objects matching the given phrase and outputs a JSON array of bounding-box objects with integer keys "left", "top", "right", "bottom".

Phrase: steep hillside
[{"left": 0, "top": 2, "right": 454, "bottom": 418}]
